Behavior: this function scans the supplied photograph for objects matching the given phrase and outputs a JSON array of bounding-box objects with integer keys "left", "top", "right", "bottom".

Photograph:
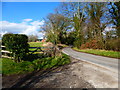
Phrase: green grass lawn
[
  {"left": 73, "top": 47, "right": 120, "bottom": 58},
  {"left": 2, "top": 54, "right": 70, "bottom": 75}
]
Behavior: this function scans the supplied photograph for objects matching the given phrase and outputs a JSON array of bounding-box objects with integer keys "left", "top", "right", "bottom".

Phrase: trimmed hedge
[{"left": 2, "top": 34, "right": 29, "bottom": 62}]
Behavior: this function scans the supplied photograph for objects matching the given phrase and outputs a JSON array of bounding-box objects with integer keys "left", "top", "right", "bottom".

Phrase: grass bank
[
  {"left": 73, "top": 47, "right": 120, "bottom": 59},
  {"left": 2, "top": 54, "right": 70, "bottom": 75}
]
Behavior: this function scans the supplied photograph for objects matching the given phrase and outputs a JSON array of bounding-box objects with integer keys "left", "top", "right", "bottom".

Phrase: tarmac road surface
[{"left": 62, "top": 47, "right": 118, "bottom": 74}]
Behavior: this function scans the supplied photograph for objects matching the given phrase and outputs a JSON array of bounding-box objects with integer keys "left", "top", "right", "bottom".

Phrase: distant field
[
  {"left": 28, "top": 42, "right": 45, "bottom": 51},
  {"left": 73, "top": 47, "right": 120, "bottom": 58},
  {"left": 28, "top": 42, "right": 44, "bottom": 47}
]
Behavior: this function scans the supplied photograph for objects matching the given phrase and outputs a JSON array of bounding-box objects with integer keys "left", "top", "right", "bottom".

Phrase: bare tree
[
  {"left": 28, "top": 35, "right": 38, "bottom": 42},
  {"left": 42, "top": 13, "right": 70, "bottom": 56},
  {"left": 109, "top": 2, "right": 120, "bottom": 38},
  {"left": 42, "top": 13, "right": 70, "bottom": 44},
  {"left": 56, "top": 2, "right": 86, "bottom": 48},
  {"left": 86, "top": 3, "right": 109, "bottom": 40}
]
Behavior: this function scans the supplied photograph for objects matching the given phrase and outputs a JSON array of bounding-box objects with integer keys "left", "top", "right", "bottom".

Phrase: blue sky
[
  {"left": 2, "top": 2, "right": 60, "bottom": 22},
  {"left": 1, "top": 2, "right": 60, "bottom": 39}
]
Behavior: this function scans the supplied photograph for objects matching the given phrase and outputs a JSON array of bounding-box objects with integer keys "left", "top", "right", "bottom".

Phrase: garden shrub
[{"left": 2, "top": 34, "right": 29, "bottom": 62}]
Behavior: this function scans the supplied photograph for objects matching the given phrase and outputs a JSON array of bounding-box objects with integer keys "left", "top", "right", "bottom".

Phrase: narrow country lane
[{"left": 62, "top": 47, "right": 118, "bottom": 77}]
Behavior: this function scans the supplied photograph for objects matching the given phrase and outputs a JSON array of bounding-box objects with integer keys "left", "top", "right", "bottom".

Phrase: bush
[
  {"left": 80, "top": 44, "right": 86, "bottom": 49},
  {"left": 80, "top": 39, "right": 104, "bottom": 49},
  {"left": 80, "top": 40, "right": 95, "bottom": 49},
  {"left": 105, "top": 38, "right": 120, "bottom": 51},
  {"left": 2, "top": 34, "right": 29, "bottom": 62},
  {"left": 80, "top": 38, "right": 120, "bottom": 51}
]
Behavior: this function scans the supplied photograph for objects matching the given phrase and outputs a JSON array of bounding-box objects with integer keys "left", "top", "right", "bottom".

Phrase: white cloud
[
  {"left": 23, "top": 19, "right": 32, "bottom": 22},
  {"left": 0, "top": 19, "right": 44, "bottom": 39},
  {"left": 30, "top": 20, "right": 44, "bottom": 26}
]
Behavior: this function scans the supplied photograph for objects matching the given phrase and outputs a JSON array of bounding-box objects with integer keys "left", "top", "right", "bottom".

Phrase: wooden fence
[
  {"left": 1, "top": 45, "right": 13, "bottom": 59},
  {"left": 1, "top": 45, "right": 54, "bottom": 59}
]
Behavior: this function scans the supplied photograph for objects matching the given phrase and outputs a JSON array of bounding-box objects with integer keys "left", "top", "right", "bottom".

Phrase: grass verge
[
  {"left": 2, "top": 54, "right": 70, "bottom": 75},
  {"left": 73, "top": 47, "right": 120, "bottom": 59}
]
